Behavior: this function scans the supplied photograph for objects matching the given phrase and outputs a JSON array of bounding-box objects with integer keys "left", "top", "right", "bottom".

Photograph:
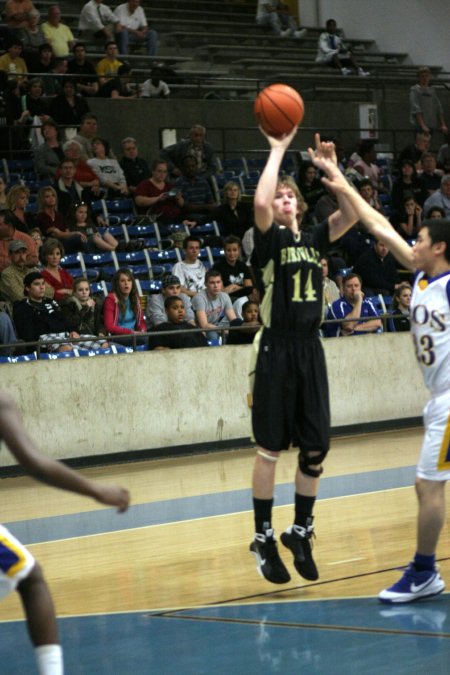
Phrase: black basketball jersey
[{"left": 254, "top": 220, "right": 330, "bottom": 334}]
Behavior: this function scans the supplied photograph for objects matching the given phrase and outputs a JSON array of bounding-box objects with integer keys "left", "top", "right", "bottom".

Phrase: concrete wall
[{"left": 0, "top": 333, "right": 428, "bottom": 467}]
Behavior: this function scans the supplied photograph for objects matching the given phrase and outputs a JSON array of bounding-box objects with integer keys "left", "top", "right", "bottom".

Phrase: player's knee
[
  {"left": 257, "top": 449, "right": 280, "bottom": 463},
  {"left": 298, "top": 448, "right": 328, "bottom": 478}
]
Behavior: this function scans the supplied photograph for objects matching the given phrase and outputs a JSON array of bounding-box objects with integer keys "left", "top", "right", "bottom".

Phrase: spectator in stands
[
  {"left": 148, "top": 295, "right": 207, "bottom": 350},
  {"left": 49, "top": 78, "right": 90, "bottom": 129},
  {"left": 146, "top": 273, "right": 194, "bottom": 329},
  {"left": 161, "top": 125, "right": 216, "bottom": 179},
  {"left": 213, "top": 180, "right": 254, "bottom": 240},
  {"left": 0, "top": 239, "right": 53, "bottom": 303},
  {"left": 315, "top": 18, "right": 369, "bottom": 77},
  {"left": 352, "top": 140, "right": 381, "bottom": 188},
  {"left": 4, "top": 0, "right": 35, "bottom": 36},
  {"left": 140, "top": 68, "right": 170, "bottom": 98},
  {"left": 97, "top": 61, "right": 136, "bottom": 98},
  {"left": 175, "top": 156, "right": 217, "bottom": 222},
  {"left": 0, "top": 177, "right": 8, "bottom": 209},
  {"left": 87, "top": 137, "right": 129, "bottom": 197},
  {"left": 391, "top": 159, "right": 426, "bottom": 214},
  {"left": 0, "top": 310, "right": 17, "bottom": 355},
  {"left": 192, "top": 268, "right": 236, "bottom": 342},
  {"left": 4, "top": 80, "right": 32, "bottom": 154},
  {"left": 255, "top": 1, "right": 306, "bottom": 39},
  {"left": 40, "top": 237, "right": 74, "bottom": 301},
  {"left": 6, "top": 184, "right": 34, "bottom": 234},
  {"left": 389, "top": 281, "right": 411, "bottom": 332},
  {"left": 0, "top": 37, "right": 28, "bottom": 86},
  {"left": 227, "top": 299, "right": 261, "bottom": 345},
  {"left": 353, "top": 239, "right": 400, "bottom": 296},
  {"left": 24, "top": 42, "right": 54, "bottom": 91},
  {"left": 33, "top": 119, "right": 64, "bottom": 178},
  {"left": 425, "top": 206, "right": 445, "bottom": 219},
  {"left": 61, "top": 140, "right": 101, "bottom": 195},
  {"left": 409, "top": 67, "right": 448, "bottom": 136},
  {"left": 28, "top": 226, "right": 43, "bottom": 252},
  {"left": 72, "top": 112, "right": 99, "bottom": 158},
  {"left": 213, "top": 235, "right": 253, "bottom": 301},
  {"left": 0, "top": 208, "right": 38, "bottom": 271},
  {"left": 103, "top": 267, "right": 147, "bottom": 342},
  {"left": 437, "top": 137, "right": 450, "bottom": 172},
  {"left": 314, "top": 187, "right": 338, "bottom": 223},
  {"left": 67, "top": 200, "right": 118, "bottom": 252},
  {"left": 17, "top": 78, "right": 49, "bottom": 149},
  {"left": 134, "top": 159, "right": 183, "bottom": 221},
  {"left": 20, "top": 7, "right": 46, "bottom": 52},
  {"left": 114, "top": 0, "right": 157, "bottom": 57},
  {"left": 321, "top": 256, "right": 340, "bottom": 319},
  {"left": 119, "top": 136, "right": 149, "bottom": 194},
  {"left": 53, "top": 158, "right": 94, "bottom": 220},
  {"left": 419, "top": 152, "right": 443, "bottom": 196},
  {"left": 358, "top": 178, "right": 384, "bottom": 213},
  {"left": 397, "top": 130, "right": 431, "bottom": 170},
  {"left": 172, "top": 235, "right": 207, "bottom": 298},
  {"left": 35, "top": 185, "right": 88, "bottom": 253},
  {"left": 67, "top": 43, "right": 99, "bottom": 97},
  {"left": 13, "top": 270, "right": 85, "bottom": 352},
  {"left": 41, "top": 4, "right": 76, "bottom": 58},
  {"left": 296, "top": 163, "right": 326, "bottom": 221},
  {"left": 95, "top": 40, "right": 123, "bottom": 84},
  {"left": 325, "top": 272, "right": 382, "bottom": 337},
  {"left": 423, "top": 174, "right": 450, "bottom": 217},
  {"left": 79, "top": 0, "right": 122, "bottom": 45},
  {"left": 60, "top": 276, "right": 108, "bottom": 342},
  {"left": 392, "top": 192, "right": 422, "bottom": 240}
]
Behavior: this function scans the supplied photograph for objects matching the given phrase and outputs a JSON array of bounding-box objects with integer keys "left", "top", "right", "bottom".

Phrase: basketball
[{"left": 254, "top": 84, "right": 305, "bottom": 137}]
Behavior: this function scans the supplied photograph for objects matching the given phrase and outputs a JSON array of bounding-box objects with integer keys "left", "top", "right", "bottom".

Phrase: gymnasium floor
[{"left": 1, "top": 428, "right": 450, "bottom": 674}]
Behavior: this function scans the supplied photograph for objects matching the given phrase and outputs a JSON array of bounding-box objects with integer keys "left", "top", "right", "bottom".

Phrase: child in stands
[{"left": 67, "top": 201, "right": 118, "bottom": 252}]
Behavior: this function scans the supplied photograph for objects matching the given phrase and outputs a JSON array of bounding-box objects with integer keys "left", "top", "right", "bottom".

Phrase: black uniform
[{"left": 251, "top": 220, "right": 331, "bottom": 453}]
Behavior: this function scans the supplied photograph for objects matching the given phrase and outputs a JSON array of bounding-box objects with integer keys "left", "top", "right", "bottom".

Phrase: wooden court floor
[{"left": 2, "top": 428, "right": 450, "bottom": 673}]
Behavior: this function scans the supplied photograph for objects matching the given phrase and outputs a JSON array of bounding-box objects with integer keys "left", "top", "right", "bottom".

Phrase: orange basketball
[{"left": 254, "top": 84, "right": 305, "bottom": 138}]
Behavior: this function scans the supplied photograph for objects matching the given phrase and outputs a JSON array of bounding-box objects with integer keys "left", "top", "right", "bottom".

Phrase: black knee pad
[{"left": 298, "top": 449, "right": 328, "bottom": 478}]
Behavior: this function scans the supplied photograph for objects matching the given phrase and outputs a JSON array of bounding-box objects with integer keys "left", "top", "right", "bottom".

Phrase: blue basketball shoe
[{"left": 379, "top": 563, "right": 445, "bottom": 604}]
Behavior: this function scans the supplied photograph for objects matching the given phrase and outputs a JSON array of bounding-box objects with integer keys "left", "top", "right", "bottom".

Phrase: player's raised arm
[
  {"left": 254, "top": 126, "right": 297, "bottom": 233},
  {"left": 310, "top": 152, "right": 415, "bottom": 271},
  {"left": 308, "top": 133, "right": 359, "bottom": 242},
  {"left": 0, "top": 392, "right": 130, "bottom": 512}
]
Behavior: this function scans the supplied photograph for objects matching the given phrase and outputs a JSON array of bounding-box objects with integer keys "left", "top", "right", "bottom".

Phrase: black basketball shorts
[{"left": 251, "top": 329, "right": 330, "bottom": 453}]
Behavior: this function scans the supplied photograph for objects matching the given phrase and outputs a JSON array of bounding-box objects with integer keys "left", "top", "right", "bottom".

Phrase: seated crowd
[{"left": 3, "top": 116, "right": 450, "bottom": 356}]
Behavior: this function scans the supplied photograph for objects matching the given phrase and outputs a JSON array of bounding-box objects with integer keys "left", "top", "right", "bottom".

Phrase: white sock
[{"left": 35, "top": 644, "right": 64, "bottom": 675}]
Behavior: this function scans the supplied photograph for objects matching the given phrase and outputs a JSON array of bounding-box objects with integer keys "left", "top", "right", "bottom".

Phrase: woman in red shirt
[{"left": 40, "top": 238, "right": 74, "bottom": 302}]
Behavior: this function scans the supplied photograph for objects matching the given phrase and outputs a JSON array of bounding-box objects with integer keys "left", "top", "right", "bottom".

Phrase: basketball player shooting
[{"left": 249, "top": 128, "right": 359, "bottom": 584}]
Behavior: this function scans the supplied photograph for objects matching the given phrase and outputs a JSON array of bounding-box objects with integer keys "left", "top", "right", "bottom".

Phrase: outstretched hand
[
  {"left": 307, "top": 135, "right": 349, "bottom": 195},
  {"left": 259, "top": 124, "right": 298, "bottom": 150},
  {"left": 309, "top": 132, "right": 337, "bottom": 165}
]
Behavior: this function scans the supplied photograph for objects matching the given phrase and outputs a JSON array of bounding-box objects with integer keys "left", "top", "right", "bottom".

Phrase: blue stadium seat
[
  {"left": 136, "top": 279, "right": 163, "bottom": 294},
  {"left": 0, "top": 353, "right": 37, "bottom": 363},
  {"left": 90, "top": 281, "right": 109, "bottom": 296},
  {"left": 193, "top": 221, "right": 221, "bottom": 237}
]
